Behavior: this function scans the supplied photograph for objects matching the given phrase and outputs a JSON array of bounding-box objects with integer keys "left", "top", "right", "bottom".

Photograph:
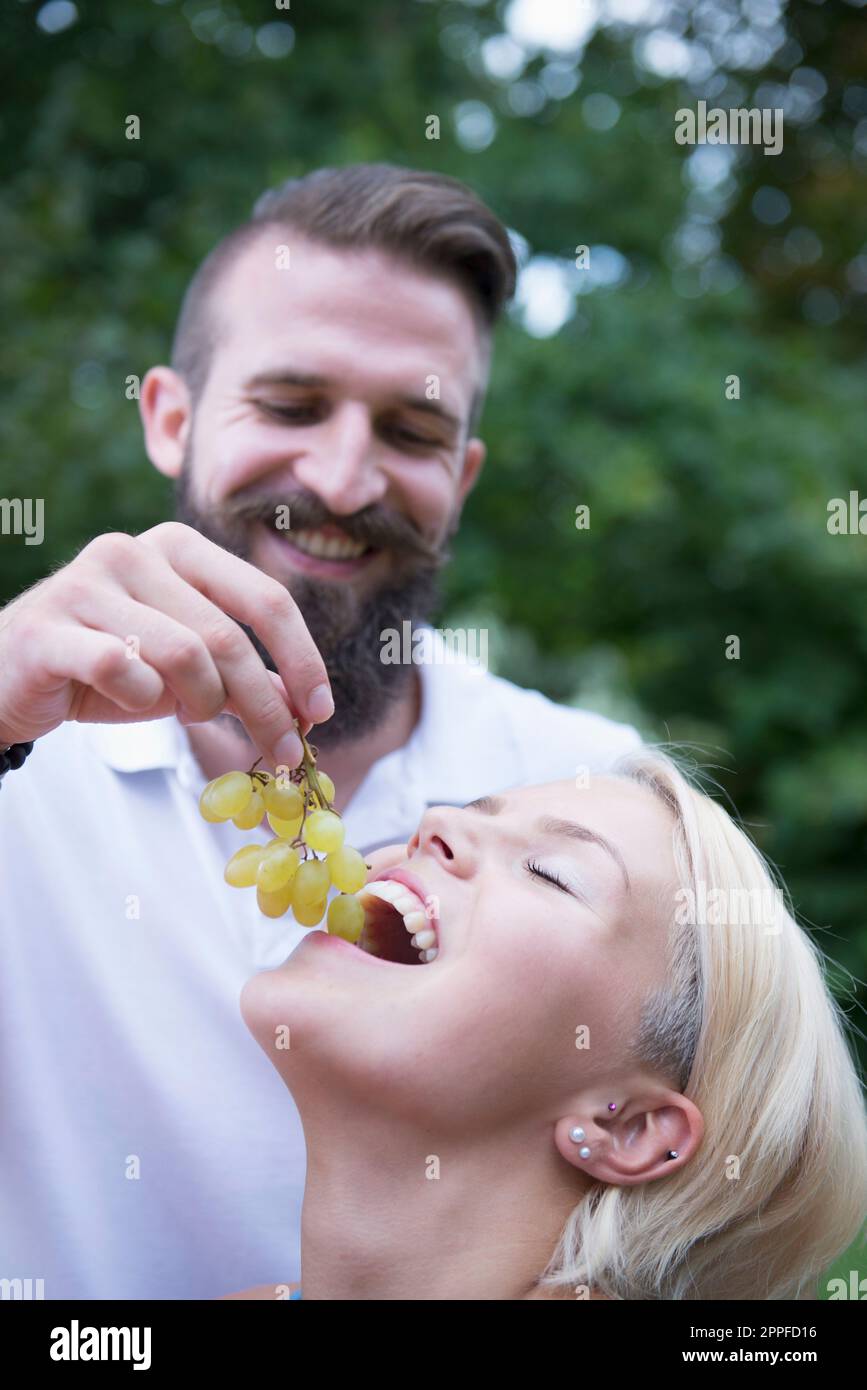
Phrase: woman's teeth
[
  {"left": 358, "top": 879, "right": 439, "bottom": 963},
  {"left": 290, "top": 528, "right": 369, "bottom": 560}
]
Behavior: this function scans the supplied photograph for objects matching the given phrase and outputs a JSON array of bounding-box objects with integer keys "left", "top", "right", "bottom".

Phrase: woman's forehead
[
  {"left": 495, "top": 775, "right": 662, "bottom": 818},
  {"left": 487, "top": 778, "right": 678, "bottom": 882}
]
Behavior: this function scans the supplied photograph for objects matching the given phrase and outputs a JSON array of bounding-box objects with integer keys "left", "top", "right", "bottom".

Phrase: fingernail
[
  {"left": 274, "top": 731, "right": 304, "bottom": 768},
  {"left": 307, "top": 684, "right": 334, "bottom": 723}
]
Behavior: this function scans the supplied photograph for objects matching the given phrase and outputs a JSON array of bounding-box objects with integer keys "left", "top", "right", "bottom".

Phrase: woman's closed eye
[
  {"left": 526, "top": 858, "right": 574, "bottom": 897},
  {"left": 524, "top": 858, "right": 596, "bottom": 910}
]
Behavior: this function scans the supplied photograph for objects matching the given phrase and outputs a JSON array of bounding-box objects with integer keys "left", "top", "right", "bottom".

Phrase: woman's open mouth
[{"left": 354, "top": 872, "right": 440, "bottom": 965}]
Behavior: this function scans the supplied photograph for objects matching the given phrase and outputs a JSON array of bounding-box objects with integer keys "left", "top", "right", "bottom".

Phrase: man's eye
[
  {"left": 390, "top": 424, "right": 438, "bottom": 449},
  {"left": 257, "top": 402, "right": 320, "bottom": 422},
  {"left": 526, "top": 859, "right": 572, "bottom": 896}
]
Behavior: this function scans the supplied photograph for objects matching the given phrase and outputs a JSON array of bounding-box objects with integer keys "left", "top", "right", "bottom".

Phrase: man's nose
[{"left": 292, "top": 402, "right": 388, "bottom": 516}]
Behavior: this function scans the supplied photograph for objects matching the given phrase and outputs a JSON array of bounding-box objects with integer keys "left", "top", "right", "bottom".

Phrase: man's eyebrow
[
  {"left": 243, "top": 370, "right": 462, "bottom": 430},
  {"left": 462, "top": 796, "right": 630, "bottom": 892},
  {"left": 245, "top": 369, "right": 330, "bottom": 391}
]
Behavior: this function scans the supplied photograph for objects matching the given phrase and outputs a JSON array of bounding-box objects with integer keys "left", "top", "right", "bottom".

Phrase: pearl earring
[{"left": 568, "top": 1126, "right": 592, "bottom": 1156}]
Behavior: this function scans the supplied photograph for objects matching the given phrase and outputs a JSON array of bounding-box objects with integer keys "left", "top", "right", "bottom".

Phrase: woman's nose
[{"left": 413, "top": 807, "right": 476, "bottom": 878}]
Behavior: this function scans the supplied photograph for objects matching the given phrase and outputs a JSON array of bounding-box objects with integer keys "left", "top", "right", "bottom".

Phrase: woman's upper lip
[{"left": 371, "top": 865, "right": 440, "bottom": 927}]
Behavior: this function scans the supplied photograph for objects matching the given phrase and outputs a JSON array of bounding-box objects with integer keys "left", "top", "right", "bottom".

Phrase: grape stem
[
  {"left": 297, "top": 728, "right": 333, "bottom": 812},
  {"left": 239, "top": 730, "right": 336, "bottom": 861}
]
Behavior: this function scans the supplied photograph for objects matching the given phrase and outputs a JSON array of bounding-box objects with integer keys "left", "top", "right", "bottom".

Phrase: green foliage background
[{"left": 2, "top": 0, "right": 866, "bottom": 1292}]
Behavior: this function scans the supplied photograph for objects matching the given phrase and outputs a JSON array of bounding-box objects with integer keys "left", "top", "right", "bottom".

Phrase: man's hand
[{"left": 0, "top": 521, "right": 333, "bottom": 769}]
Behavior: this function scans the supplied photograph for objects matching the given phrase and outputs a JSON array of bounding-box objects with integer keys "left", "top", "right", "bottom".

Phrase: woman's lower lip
[{"left": 258, "top": 522, "right": 378, "bottom": 578}]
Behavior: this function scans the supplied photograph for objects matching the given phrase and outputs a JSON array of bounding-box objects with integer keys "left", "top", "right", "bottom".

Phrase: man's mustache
[{"left": 215, "top": 491, "right": 449, "bottom": 568}]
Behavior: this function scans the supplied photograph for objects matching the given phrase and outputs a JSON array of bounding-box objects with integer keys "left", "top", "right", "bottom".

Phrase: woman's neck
[{"left": 297, "top": 1104, "right": 591, "bottom": 1300}]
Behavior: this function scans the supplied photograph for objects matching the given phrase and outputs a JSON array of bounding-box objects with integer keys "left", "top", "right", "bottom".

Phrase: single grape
[
  {"left": 257, "top": 882, "right": 294, "bottom": 919},
  {"left": 199, "top": 780, "right": 226, "bottom": 822},
  {"left": 327, "top": 846, "right": 367, "bottom": 894},
  {"left": 263, "top": 780, "right": 304, "bottom": 822},
  {"left": 208, "top": 771, "right": 254, "bottom": 820},
  {"left": 268, "top": 810, "right": 304, "bottom": 840},
  {"left": 292, "top": 858, "right": 331, "bottom": 907},
  {"left": 327, "top": 894, "right": 365, "bottom": 943},
  {"left": 292, "top": 897, "right": 327, "bottom": 927},
  {"left": 224, "top": 844, "right": 267, "bottom": 888},
  {"left": 232, "top": 786, "right": 265, "bottom": 830},
  {"left": 257, "top": 841, "right": 300, "bottom": 893},
  {"left": 303, "top": 809, "right": 345, "bottom": 854},
  {"left": 313, "top": 770, "right": 336, "bottom": 805}
]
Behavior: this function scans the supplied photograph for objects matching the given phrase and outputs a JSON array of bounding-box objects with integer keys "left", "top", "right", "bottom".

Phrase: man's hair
[{"left": 170, "top": 162, "right": 518, "bottom": 435}]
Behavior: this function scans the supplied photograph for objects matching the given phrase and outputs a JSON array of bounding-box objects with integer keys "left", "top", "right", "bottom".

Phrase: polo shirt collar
[
  {"left": 84, "top": 717, "right": 185, "bottom": 773},
  {"left": 402, "top": 625, "right": 498, "bottom": 807}
]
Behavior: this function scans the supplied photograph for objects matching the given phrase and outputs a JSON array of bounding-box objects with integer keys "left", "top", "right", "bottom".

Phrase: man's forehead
[{"left": 215, "top": 229, "right": 485, "bottom": 370}]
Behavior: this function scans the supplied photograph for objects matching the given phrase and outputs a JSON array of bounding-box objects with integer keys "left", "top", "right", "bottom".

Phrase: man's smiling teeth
[
  {"left": 289, "top": 527, "right": 369, "bottom": 560},
  {"left": 358, "top": 879, "right": 439, "bottom": 963}
]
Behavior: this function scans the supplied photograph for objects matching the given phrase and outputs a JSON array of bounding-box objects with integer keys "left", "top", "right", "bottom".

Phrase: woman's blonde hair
[{"left": 537, "top": 745, "right": 867, "bottom": 1300}]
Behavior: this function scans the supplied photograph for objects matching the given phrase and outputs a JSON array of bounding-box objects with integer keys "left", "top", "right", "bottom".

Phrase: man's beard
[{"left": 172, "top": 458, "right": 454, "bottom": 748}]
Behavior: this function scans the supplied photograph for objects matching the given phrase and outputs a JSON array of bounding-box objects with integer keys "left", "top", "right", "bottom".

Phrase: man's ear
[
  {"left": 456, "top": 435, "right": 486, "bottom": 507},
  {"left": 139, "top": 366, "right": 193, "bottom": 480}
]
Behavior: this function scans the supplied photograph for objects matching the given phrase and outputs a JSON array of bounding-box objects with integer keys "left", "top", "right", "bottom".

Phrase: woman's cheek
[{"left": 365, "top": 844, "right": 408, "bottom": 877}]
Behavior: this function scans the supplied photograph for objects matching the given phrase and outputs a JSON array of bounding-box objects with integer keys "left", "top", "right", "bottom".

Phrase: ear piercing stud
[
  {"left": 568, "top": 1126, "right": 591, "bottom": 1158},
  {"left": 569, "top": 1106, "right": 617, "bottom": 1158},
  {"left": 571, "top": 1118, "right": 678, "bottom": 1163}
]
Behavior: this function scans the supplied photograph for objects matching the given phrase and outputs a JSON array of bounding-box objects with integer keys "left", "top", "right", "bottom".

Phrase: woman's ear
[{"left": 555, "top": 1092, "right": 705, "bottom": 1186}]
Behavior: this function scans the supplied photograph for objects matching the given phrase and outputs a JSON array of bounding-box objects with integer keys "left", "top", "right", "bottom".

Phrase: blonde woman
[{"left": 228, "top": 748, "right": 867, "bottom": 1300}]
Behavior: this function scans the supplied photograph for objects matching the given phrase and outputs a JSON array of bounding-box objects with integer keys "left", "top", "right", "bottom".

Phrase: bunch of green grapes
[{"left": 198, "top": 729, "right": 367, "bottom": 943}]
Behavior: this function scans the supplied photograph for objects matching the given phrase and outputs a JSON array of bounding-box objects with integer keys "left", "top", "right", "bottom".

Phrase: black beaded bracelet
[{"left": 0, "top": 741, "right": 35, "bottom": 783}]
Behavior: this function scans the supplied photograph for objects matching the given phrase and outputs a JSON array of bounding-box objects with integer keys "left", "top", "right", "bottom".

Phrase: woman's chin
[
  {"left": 239, "top": 927, "right": 452, "bottom": 1093},
  {"left": 239, "top": 934, "right": 372, "bottom": 1055}
]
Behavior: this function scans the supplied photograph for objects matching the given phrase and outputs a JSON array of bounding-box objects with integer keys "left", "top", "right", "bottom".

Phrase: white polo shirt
[{"left": 0, "top": 632, "right": 640, "bottom": 1299}]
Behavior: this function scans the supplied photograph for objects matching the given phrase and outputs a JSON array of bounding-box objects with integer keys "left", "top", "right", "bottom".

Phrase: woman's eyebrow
[
  {"left": 462, "top": 795, "right": 505, "bottom": 815},
  {"left": 462, "top": 798, "right": 631, "bottom": 894},
  {"left": 538, "top": 818, "right": 631, "bottom": 892}
]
